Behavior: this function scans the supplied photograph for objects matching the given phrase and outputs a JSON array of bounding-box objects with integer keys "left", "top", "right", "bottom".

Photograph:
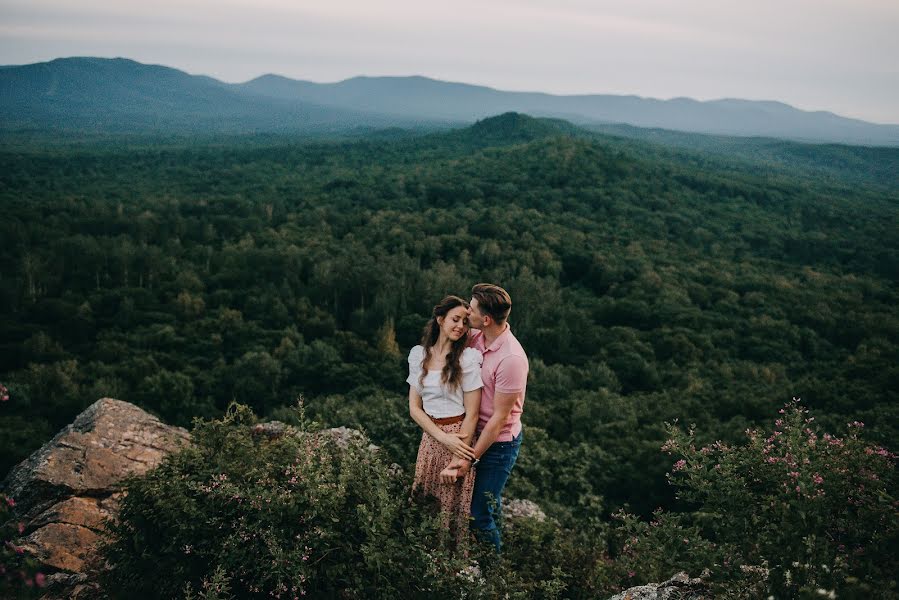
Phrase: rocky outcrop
[
  {"left": 607, "top": 571, "right": 708, "bottom": 600},
  {"left": 323, "top": 425, "right": 383, "bottom": 453},
  {"left": 1, "top": 398, "right": 190, "bottom": 595},
  {"left": 503, "top": 498, "right": 547, "bottom": 522},
  {"left": 1, "top": 400, "right": 402, "bottom": 596},
  {"left": 253, "top": 421, "right": 381, "bottom": 453}
]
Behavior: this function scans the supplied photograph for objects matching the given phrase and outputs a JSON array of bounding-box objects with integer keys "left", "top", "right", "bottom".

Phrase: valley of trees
[{"left": 0, "top": 113, "right": 896, "bottom": 596}]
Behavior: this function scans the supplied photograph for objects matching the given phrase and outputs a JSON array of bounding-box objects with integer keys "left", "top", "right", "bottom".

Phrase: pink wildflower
[
  {"left": 672, "top": 459, "right": 687, "bottom": 472},
  {"left": 35, "top": 573, "right": 46, "bottom": 587},
  {"left": 813, "top": 474, "right": 824, "bottom": 485}
]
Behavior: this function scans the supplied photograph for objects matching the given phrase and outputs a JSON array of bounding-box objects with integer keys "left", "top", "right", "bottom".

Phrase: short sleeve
[
  {"left": 406, "top": 345, "right": 424, "bottom": 391},
  {"left": 460, "top": 347, "right": 484, "bottom": 393},
  {"left": 495, "top": 354, "right": 528, "bottom": 394}
]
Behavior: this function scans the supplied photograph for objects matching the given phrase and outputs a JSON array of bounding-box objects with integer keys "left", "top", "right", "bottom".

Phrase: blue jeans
[{"left": 470, "top": 428, "right": 522, "bottom": 552}]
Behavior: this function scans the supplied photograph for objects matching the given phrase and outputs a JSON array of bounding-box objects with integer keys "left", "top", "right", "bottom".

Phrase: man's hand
[
  {"left": 439, "top": 458, "right": 471, "bottom": 484},
  {"left": 439, "top": 465, "right": 460, "bottom": 484}
]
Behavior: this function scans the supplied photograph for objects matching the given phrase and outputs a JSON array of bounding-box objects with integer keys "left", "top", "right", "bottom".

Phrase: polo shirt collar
[{"left": 484, "top": 323, "right": 512, "bottom": 353}]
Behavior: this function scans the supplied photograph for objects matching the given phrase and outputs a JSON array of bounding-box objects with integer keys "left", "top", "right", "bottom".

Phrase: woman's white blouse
[{"left": 406, "top": 346, "right": 483, "bottom": 418}]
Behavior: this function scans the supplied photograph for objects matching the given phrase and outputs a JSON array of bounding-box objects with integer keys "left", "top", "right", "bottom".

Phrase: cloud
[{"left": 0, "top": 0, "right": 896, "bottom": 122}]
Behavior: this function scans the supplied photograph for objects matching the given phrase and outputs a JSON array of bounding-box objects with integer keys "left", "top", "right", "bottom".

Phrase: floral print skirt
[{"left": 412, "top": 419, "right": 475, "bottom": 547}]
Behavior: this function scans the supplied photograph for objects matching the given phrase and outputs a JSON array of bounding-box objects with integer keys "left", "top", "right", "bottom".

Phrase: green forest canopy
[{"left": 1, "top": 112, "right": 897, "bottom": 519}]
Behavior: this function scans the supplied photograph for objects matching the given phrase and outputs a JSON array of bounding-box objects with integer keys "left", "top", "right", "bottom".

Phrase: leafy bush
[
  {"left": 96, "top": 401, "right": 624, "bottom": 599},
  {"left": 93, "top": 397, "right": 898, "bottom": 599},
  {"left": 97, "top": 402, "right": 474, "bottom": 599},
  {"left": 614, "top": 400, "right": 898, "bottom": 598},
  {"left": 611, "top": 508, "right": 719, "bottom": 589},
  {"left": 0, "top": 491, "right": 45, "bottom": 598},
  {"left": 485, "top": 516, "right": 617, "bottom": 599}
]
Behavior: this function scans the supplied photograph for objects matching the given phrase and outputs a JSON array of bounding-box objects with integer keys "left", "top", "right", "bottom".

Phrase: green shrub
[
  {"left": 485, "top": 516, "right": 617, "bottom": 599},
  {"left": 97, "top": 402, "right": 472, "bottom": 599},
  {"left": 97, "top": 397, "right": 895, "bottom": 599},
  {"left": 615, "top": 400, "right": 898, "bottom": 598},
  {"left": 611, "top": 508, "right": 719, "bottom": 588},
  {"left": 96, "top": 400, "right": 624, "bottom": 599},
  {"left": 0, "top": 492, "right": 45, "bottom": 598}
]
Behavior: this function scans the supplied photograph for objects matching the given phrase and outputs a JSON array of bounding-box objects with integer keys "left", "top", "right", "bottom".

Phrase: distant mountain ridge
[
  {"left": 0, "top": 57, "right": 443, "bottom": 134},
  {"left": 242, "top": 73, "right": 899, "bottom": 146},
  {"left": 2, "top": 57, "right": 898, "bottom": 146}
]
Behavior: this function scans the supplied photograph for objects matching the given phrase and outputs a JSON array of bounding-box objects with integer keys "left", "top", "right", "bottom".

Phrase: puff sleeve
[
  {"left": 460, "top": 347, "right": 484, "bottom": 393},
  {"left": 406, "top": 345, "right": 424, "bottom": 391}
]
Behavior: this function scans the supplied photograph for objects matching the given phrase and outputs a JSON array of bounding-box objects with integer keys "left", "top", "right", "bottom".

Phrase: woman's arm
[
  {"left": 439, "top": 388, "right": 482, "bottom": 483},
  {"left": 408, "top": 386, "right": 475, "bottom": 460},
  {"left": 459, "top": 388, "right": 481, "bottom": 445}
]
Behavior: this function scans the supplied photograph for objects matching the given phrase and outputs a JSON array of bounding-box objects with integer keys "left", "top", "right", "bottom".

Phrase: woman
[{"left": 407, "top": 295, "right": 483, "bottom": 547}]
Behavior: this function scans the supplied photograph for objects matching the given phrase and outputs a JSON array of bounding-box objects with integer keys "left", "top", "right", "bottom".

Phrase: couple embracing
[{"left": 407, "top": 283, "right": 528, "bottom": 552}]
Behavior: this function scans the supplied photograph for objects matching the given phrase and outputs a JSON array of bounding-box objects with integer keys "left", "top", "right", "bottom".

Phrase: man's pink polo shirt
[{"left": 468, "top": 325, "right": 528, "bottom": 442}]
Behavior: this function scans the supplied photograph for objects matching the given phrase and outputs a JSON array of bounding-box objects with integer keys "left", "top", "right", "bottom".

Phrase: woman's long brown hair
[{"left": 419, "top": 295, "right": 470, "bottom": 391}]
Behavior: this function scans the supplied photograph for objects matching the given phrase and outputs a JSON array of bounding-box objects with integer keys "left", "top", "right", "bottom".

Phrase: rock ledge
[
  {"left": 608, "top": 571, "right": 708, "bottom": 600},
  {"left": 1, "top": 398, "right": 189, "bottom": 580}
]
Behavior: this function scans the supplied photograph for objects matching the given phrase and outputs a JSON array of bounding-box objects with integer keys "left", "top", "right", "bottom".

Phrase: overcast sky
[{"left": 2, "top": 0, "right": 897, "bottom": 123}]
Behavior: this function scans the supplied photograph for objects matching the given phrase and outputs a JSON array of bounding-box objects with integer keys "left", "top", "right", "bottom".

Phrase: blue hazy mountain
[
  {"left": 2, "top": 57, "right": 898, "bottom": 146},
  {"left": 0, "top": 57, "right": 447, "bottom": 134},
  {"left": 241, "top": 74, "right": 899, "bottom": 146}
]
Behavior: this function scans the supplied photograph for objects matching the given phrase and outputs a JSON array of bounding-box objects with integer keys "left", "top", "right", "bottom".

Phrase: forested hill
[
  {"left": 1, "top": 114, "right": 897, "bottom": 521},
  {"left": 586, "top": 122, "right": 899, "bottom": 190}
]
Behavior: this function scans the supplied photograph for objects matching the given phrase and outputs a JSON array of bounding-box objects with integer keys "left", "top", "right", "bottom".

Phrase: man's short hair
[{"left": 471, "top": 283, "right": 512, "bottom": 324}]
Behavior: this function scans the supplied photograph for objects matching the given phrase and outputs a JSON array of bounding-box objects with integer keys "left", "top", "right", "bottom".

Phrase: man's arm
[
  {"left": 441, "top": 390, "right": 518, "bottom": 482},
  {"left": 470, "top": 390, "right": 518, "bottom": 457},
  {"left": 470, "top": 352, "right": 527, "bottom": 457},
  {"left": 440, "top": 353, "right": 527, "bottom": 482}
]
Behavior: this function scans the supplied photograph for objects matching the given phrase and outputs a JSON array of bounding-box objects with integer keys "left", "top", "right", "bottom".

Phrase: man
[{"left": 441, "top": 283, "right": 528, "bottom": 552}]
